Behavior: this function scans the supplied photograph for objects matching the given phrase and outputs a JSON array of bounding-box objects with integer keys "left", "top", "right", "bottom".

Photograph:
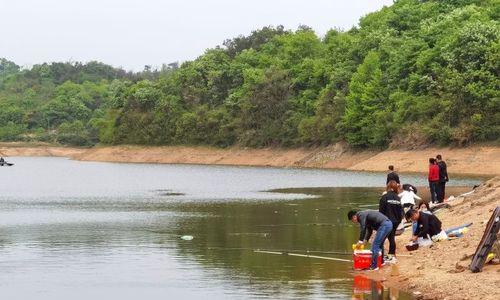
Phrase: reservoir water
[{"left": 0, "top": 157, "right": 480, "bottom": 299}]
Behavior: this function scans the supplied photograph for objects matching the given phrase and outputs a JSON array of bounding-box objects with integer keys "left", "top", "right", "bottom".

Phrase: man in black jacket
[
  {"left": 436, "top": 154, "right": 449, "bottom": 203},
  {"left": 386, "top": 165, "right": 400, "bottom": 185},
  {"left": 405, "top": 209, "right": 447, "bottom": 243},
  {"left": 348, "top": 210, "right": 393, "bottom": 270}
]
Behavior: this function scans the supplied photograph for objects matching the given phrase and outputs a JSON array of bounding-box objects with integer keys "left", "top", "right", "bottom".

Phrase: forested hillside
[{"left": 0, "top": 0, "right": 498, "bottom": 147}]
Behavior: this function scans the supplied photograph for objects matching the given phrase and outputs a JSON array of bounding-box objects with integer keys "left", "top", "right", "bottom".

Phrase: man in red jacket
[{"left": 428, "top": 158, "right": 440, "bottom": 203}]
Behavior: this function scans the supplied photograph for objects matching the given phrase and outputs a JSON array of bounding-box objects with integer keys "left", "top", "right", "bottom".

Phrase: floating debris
[
  {"left": 154, "top": 189, "right": 186, "bottom": 196},
  {"left": 160, "top": 192, "right": 185, "bottom": 196},
  {"left": 180, "top": 235, "right": 194, "bottom": 241}
]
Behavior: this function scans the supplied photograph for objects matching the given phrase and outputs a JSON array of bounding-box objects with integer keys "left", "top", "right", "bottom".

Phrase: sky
[{"left": 0, "top": 0, "right": 393, "bottom": 71}]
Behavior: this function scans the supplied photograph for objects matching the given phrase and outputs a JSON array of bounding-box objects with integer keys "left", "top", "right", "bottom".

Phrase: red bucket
[{"left": 353, "top": 250, "right": 382, "bottom": 270}]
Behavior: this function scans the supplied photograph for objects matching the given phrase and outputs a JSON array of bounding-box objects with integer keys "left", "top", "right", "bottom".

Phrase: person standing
[
  {"left": 428, "top": 158, "right": 440, "bottom": 203},
  {"left": 348, "top": 210, "right": 393, "bottom": 270},
  {"left": 436, "top": 154, "right": 449, "bottom": 203},
  {"left": 379, "top": 180, "right": 403, "bottom": 263},
  {"left": 386, "top": 165, "right": 400, "bottom": 185}
]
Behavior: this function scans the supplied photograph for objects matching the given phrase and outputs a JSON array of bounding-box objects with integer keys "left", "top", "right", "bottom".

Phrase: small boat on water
[{"left": 0, "top": 159, "right": 13, "bottom": 166}]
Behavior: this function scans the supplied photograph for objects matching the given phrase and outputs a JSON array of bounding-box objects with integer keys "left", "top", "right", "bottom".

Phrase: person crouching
[
  {"left": 348, "top": 210, "right": 393, "bottom": 270},
  {"left": 405, "top": 208, "right": 448, "bottom": 247}
]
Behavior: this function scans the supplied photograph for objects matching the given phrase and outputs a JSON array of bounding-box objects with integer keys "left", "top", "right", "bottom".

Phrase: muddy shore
[
  {"left": 362, "top": 177, "right": 500, "bottom": 300},
  {"left": 0, "top": 143, "right": 499, "bottom": 176}
]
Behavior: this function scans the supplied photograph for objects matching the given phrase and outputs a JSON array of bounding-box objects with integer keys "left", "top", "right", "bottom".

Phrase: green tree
[
  {"left": 237, "top": 68, "right": 292, "bottom": 147},
  {"left": 342, "top": 51, "right": 392, "bottom": 147}
]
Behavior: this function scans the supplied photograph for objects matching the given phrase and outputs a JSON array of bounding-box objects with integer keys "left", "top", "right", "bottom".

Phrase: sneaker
[{"left": 386, "top": 256, "right": 398, "bottom": 264}]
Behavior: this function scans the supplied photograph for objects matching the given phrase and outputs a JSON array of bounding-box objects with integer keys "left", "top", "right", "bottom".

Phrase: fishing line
[
  {"left": 205, "top": 246, "right": 352, "bottom": 255},
  {"left": 255, "top": 223, "right": 345, "bottom": 227},
  {"left": 253, "top": 250, "right": 352, "bottom": 262}
]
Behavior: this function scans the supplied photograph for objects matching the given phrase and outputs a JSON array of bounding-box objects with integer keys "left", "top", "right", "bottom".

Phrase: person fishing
[{"left": 348, "top": 210, "right": 393, "bottom": 270}]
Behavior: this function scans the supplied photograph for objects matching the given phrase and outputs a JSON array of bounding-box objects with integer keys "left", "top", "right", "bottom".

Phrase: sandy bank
[
  {"left": 363, "top": 177, "right": 500, "bottom": 300},
  {"left": 1, "top": 143, "right": 499, "bottom": 176}
]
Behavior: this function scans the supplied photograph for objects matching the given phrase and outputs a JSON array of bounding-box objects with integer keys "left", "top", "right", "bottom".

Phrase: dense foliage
[{"left": 1, "top": 0, "right": 498, "bottom": 147}]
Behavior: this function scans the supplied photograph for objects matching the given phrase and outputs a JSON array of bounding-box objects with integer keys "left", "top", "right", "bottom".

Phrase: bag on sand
[
  {"left": 431, "top": 230, "right": 449, "bottom": 242},
  {"left": 405, "top": 242, "right": 419, "bottom": 251},
  {"left": 417, "top": 237, "right": 433, "bottom": 247}
]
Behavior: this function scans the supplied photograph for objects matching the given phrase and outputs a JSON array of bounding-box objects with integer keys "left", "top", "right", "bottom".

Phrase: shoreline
[
  {"left": 361, "top": 176, "right": 500, "bottom": 300},
  {"left": 0, "top": 143, "right": 499, "bottom": 176},
  {"left": 1, "top": 142, "right": 499, "bottom": 298}
]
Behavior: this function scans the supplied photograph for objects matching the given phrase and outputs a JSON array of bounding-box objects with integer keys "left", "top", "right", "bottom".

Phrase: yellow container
[{"left": 352, "top": 243, "right": 365, "bottom": 250}]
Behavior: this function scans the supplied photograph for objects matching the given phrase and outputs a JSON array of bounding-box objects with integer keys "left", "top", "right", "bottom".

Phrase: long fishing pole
[
  {"left": 254, "top": 249, "right": 352, "bottom": 262},
  {"left": 255, "top": 223, "right": 350, "bottom": 227},
  {"left": 205, "top": 246, "right": 352, "bottom": 255}
]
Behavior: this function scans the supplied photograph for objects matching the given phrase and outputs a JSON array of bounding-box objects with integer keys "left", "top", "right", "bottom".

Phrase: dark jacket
[
  {"left": 356, "top": 210, "right": 390, "bottom": 242},
  {"left": 415, "top": 212, "right": 442, "bottom": 238},
  {"left": 386, "top": 171, "right": 400, "bottom": 184},
  {"left": 437, "top": 161, "right": 448, "bottom": 182},
  {"left": 379, "top": 191, "right": 403, "bottom": 224}
]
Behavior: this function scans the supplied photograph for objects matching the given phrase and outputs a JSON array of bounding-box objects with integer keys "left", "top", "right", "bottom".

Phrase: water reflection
[{"left": 0, "top": 157, "right": 479, "bottom": 299}]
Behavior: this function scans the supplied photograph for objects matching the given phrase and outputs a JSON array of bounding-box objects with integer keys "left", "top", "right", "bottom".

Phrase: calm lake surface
[{"left": 0, "top": 157, "right": 480, "bottom": 300}]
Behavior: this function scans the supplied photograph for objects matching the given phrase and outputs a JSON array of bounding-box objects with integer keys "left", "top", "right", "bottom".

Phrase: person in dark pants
[
  {"left": 379, "top": 180, "right": 403, "bottom": 263},
  {"left": 348, "top": 210, "right": 393, "bottom": 270},
  {"left": 428, "top": 158, "right": 440, "bottom": 203},
  {"left": 386, "top": 165, "right": 400, "bottom": 185},
  {"left": 436, "top": 154, "right": 449, "bottom": 203}
]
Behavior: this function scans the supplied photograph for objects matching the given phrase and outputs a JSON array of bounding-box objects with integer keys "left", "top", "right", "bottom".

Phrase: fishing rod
[
  {"left": 206, "top": 246, "right": 352, "bottom": 255},
  {"left": 255, "top": 223, "right": 350, "bottom": 227},
  {"left": 254, "top": 249, "right": 414, "bottom": 260},
  {"left": 254, "top": 249, "right": 352, "bottom": 262}
]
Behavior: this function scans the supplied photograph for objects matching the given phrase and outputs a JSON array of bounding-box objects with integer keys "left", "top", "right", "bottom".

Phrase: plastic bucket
[{"left": 353, "top": 250, "right": 382, "bottom": 270}]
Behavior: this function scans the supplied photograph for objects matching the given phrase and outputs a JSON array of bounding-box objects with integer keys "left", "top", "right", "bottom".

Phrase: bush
[
  {"left": 0, "top": 122, "right": 26, "bottom": 141},
  {"left": 56, "top": 120, "right": 93, "bottom": 146}
]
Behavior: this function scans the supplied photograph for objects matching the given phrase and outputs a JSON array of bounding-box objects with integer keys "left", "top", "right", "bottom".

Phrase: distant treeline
[{"left": 0, "top": 0, "right": 498, "bottom": 147}]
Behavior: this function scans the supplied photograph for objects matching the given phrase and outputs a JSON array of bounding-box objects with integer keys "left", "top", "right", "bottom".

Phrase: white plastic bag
[
  {"left": 431, "top": 230, "right": 448, "bottom": 242},
  {"left": 417, "top": 237, "right": 433, "bottom": 247}
]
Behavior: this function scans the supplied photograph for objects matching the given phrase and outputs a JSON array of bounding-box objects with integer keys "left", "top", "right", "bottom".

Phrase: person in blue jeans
[{"left": 348, "top": 210, "right": 393, "bottom": 270}]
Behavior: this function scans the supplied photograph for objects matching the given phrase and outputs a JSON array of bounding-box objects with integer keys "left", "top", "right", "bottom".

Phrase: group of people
[
  {"left": 428, "top": 155, "right": 449, "bottom": 203},
  {"left": 347, "top": 156, "right": 449, "bottom": 270}
]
